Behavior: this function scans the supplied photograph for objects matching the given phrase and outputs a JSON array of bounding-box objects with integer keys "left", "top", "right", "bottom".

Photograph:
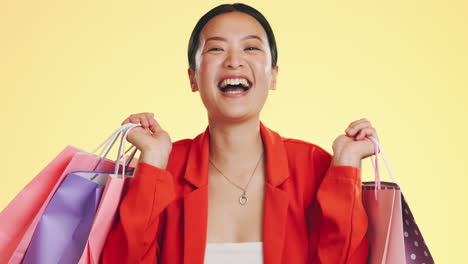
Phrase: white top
[{"left": 204, "top": 242, "right": 263, "bottom": 264}]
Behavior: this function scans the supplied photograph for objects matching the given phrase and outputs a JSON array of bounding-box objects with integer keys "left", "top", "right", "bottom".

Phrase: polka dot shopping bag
[{"left": 362, "top": 136, "right": 434, "bottom": 264}]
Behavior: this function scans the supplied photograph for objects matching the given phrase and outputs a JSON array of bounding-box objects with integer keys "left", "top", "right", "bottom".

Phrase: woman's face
[{"left": 188, "top": 11, "right": 278, "bottom": 122}]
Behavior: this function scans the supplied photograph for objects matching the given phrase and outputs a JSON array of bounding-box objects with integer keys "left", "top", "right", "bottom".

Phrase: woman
[{"left": 102, "top": 3, "right": 376, "bottom": 264}]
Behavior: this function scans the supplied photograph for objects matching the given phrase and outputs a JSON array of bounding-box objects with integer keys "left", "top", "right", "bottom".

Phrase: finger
[
  {"left": 347, "top": 118, "right": 369, "bottom": 128},
  {"left": 129, "top": 115, "right": 141, "bottom": 125},
  {"left": 139, "top": 113, "right": 155, "bottom": 129},
  {"left": 139, "top": 117, "right": 149, "bottom": 129},
  {"left": 121, "top": 117, "right": 130, "bottom": 125},
  {"left": 144, "top": 113, "right": 155, "bottom": 129},
  {"left": 355, "top": 127, "right": 377, "bottom": 141},
  {"left": 345, "top": 119, "right": 368, "bottom": 134},
  {"left": 148, "top": 118, "right": 157, "bottom": 133},
  {"left": 151, "top": 118, "right": 163, "bottom": 133},
  {"left": 365, "top": 127, "right": 379, "bottom": 142},
  {"left": 347, "top": 119, "right": 371, "bottom": 130},
  {"left": 355, "top": 128, "right": 370, "bottom": 141},
  {"left": 346, "top": 121, "right": 372, "bottom": 136}
]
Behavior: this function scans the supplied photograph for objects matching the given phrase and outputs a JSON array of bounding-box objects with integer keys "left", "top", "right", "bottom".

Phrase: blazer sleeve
[
  {"left": 101, "top": 162, "right": 176, "bottom": 264},
  {"left": 308, "top": 150, "right": 369, "bottom": 264}
]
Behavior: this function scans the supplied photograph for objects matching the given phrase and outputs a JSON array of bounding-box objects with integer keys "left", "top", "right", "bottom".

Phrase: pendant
[{"left": 239, "top": 192, "right": 248, "bottom": 205}]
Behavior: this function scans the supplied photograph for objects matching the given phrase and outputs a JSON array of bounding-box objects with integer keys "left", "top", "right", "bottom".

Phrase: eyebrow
[{"left": 205, "top": 35, "right": 263, "bottom": 43}]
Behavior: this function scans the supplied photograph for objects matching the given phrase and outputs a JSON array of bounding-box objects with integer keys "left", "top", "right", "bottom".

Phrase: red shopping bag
[{"left": 362, "top": 137, "right": 434, "bottom": 264}]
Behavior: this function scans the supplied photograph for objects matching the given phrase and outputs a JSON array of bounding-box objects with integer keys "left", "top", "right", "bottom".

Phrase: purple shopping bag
[{"left": 22, "top": 171, "right": 105, "bottom": 264}]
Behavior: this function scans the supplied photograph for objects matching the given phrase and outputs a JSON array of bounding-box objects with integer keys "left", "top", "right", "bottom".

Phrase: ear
[
  {"left": 270, "top": 65, "right": 279, "bottom": 91},
  {"left": 187, "top": 68, "right": 199, "bottom": 92}
]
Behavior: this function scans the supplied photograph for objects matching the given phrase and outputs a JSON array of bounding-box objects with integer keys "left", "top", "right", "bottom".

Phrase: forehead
[{"left": 199, "top": 12, "right": 267, "bottom": 41}]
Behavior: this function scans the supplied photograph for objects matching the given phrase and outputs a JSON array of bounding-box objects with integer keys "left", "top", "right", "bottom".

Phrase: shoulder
[
  {"left": 278, "top": 135, "right": 334, "bottom": 184},
  {"left": 263, "top": 124, "right": 333, "bottom": 168},
  {"left": 275, "top": 135, "right": 334, "bottom": 204},
  {"left": 281, "top": 136, "right": 332, "bottom": 162},
  {"left": 170, "top": 138, "right": 193, "bottom": 156},
  {"left": 173, "top": 138, "right": 193, "bottom": 148},
  {"left": 164, "top": 138, "right": 193, "bottom": 179}
]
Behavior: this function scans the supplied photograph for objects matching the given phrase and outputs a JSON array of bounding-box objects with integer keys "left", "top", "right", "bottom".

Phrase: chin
[{"left": 210, "top": 109, "right": 260, "bottom": 123}]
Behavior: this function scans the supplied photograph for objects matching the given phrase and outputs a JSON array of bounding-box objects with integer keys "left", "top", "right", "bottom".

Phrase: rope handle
[
  {"left": 91, "top": 123, "right": 137, "bottom": 171},
  {"left": 366, "top": 136, "right": 396, "bottom": 200},
  {"left": 89, "top": 123, "right": 140, "bottom": 180},
  {"left": 113, "top": 123, "right": 140, "bottom": 178}
]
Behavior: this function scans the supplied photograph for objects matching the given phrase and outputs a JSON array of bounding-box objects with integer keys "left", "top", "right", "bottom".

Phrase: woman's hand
[
  {"left": 121, "top": 112, "right": 172, "bottom": 169},
  {"left": 331, "top": 118, "right": 378, "bottom": 168}
]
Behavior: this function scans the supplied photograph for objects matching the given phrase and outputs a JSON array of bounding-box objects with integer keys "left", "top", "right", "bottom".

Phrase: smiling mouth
[{"left": 218, "top": 78, "right": 252, "bottom": 93}]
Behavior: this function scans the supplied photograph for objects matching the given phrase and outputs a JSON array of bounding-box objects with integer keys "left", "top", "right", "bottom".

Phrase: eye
[
  {"left": 245, "top": 47, "right": 260, "bottom": 51},
  {"left": 208, "top": 47, "right": 223, "bottom": 52}
]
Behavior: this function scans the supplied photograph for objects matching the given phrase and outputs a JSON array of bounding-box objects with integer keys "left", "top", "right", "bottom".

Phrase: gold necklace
[{"left": 209, "top": 151, "right": 264, "bottom": 205}]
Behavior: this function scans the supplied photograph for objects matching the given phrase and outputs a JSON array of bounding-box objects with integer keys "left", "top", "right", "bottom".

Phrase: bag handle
[
  {"left": 366, "top": 136, "right": 396, "bottom": 200},
  {"left": 90, "top": 123, "right": 140, "bottom": 181},
  {"left": 91, "top": 123, "right": 139, "bottom": 171},
  {"left": 92, "top": 123, "right": 135, "bottom": 158},
  {"left": 113, "top": 123, "right": 139, "bottom": 178},
  {"left": 121, "top": 145, "right": 138, "bottom": 176}
]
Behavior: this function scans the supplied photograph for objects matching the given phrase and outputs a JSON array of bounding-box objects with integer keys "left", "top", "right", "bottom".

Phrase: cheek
[
  {"left": 251, "top": 60, "right": 272, "bottom": 82},
  {"left": 197, "top": 52, "right": 217, "bottom": 71},
  {"left": 197, "top": 57, "right": 222, "bottom": 85},
  {"left": 247, "top": 53, "right": 272, "bottom": 76},
  {"left": 195, "top": 63, "right": 217, "bottom": 92}
]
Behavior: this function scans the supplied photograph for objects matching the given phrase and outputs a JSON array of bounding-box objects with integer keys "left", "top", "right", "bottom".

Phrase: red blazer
[{"left": 102, "top": 122, "right": 368, "bottom": 264}]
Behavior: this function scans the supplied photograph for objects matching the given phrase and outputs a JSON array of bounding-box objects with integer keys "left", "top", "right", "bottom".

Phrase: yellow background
[{"left": 1, "top": 0, "right": 466, "bottom": 262}]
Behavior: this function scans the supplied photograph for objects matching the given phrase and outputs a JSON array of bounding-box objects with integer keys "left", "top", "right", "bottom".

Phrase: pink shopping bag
[
  {"left": 0, "top": 146, "right": 80, "bottom": 264},
  {"left": 1, "top": 124, "right": 136, "bottom": 264},
  {"left": 362, "top": 137, "right": 434, "bottom": 264},
  {"left": 362, "top": 182, "right": 406, "bottom": 263}
]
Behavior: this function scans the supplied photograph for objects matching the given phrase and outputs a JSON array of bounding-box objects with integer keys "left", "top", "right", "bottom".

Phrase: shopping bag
[
  {"left": 0, "top": 146, "right": 80, "bottom": 264},
  {"left": 4, "top": 124, "right": 135, "bottom": 264},
  {"left": 78, "top": 175, "right": 133, "bottom": 264},
  {"left": 362, "top": 136, "right": 434, "bottom": 264},
  {"left": 7, "top": 151, "right": 120, "bottom": 264},
  {"left": 78, "top": 127, "right": 139, "bottom": 264},
  {"left": 22, "top": 123, "right": 140, "bottom": 264},
  {"left": 21, "top": 170, "right": 105, "bottom": 264}
]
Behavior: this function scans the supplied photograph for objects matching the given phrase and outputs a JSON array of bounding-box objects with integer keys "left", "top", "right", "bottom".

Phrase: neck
[{"left": 207, "top": 116, "right": 264, "bottom": 170}]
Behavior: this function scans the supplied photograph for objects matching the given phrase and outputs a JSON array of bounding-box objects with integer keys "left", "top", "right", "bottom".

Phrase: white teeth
[
  {"left": 241, "top": 79, "right": 248, "bottom": 87},
  {"left": 225, "top": 89, "right": 244, "bottom": 94},
  {"left": 219, "top": 78, "right": 250, "bottom": 88}
]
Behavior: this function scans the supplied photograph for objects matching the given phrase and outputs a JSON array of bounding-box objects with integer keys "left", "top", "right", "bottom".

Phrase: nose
[{"left": 223, "top": 50, "right": 244, "bottom": 69}]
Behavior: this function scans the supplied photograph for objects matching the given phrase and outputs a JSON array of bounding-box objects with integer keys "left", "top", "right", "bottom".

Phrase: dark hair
[{"left": 187, "top": 3, "right": 278, "bottom": 71}]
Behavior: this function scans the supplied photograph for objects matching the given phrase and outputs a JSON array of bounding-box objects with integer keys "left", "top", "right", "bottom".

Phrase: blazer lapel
[
  {"left": 260, "top": 122, "right": 291, "bottom": 264},
  {"left": 183, "top": 128, "right": 210, "bottom": 264}
]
